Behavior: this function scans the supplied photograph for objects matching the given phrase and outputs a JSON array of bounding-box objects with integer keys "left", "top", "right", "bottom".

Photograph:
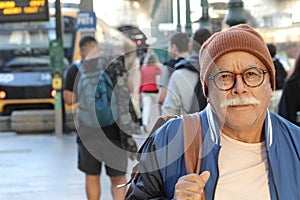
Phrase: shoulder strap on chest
[{"left": 182, "top": 113, "right": 202, "bottom": 174}]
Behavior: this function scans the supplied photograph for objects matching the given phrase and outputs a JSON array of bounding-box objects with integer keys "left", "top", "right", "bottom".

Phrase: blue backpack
[{"left": 76, "top": 58, "right": 118, "bottom": 128}]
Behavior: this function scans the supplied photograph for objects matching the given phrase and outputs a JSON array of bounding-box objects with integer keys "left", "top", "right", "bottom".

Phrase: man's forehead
[{"left": 212, "top": 52, "right": 265, "bottom": 69}]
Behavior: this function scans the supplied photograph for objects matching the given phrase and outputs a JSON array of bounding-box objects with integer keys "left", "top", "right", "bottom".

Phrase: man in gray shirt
[
  {"left": 162, "top": 28, "right": 211, "bottom": 115},
  {"left": 158, "top": 32, "right": 190, "bottom": 106}
]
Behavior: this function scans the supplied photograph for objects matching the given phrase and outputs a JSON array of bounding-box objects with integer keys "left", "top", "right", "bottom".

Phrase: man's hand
[{"left": 174, "top": 171, "right": 210, "bottom": 200}]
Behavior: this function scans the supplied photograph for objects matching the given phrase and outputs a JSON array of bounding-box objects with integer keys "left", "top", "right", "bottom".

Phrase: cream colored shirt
[{"left": 214, "top": 133, "right": 271, "bottom": 200}]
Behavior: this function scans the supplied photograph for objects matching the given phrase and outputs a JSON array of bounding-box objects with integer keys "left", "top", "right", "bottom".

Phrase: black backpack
[
  {"left": 273, "top": 58, "right": 287, "bottom": 90},
  {"left": 104, "top": 55, "right": 140, "bottom": 154},
  {"left": 190, "top": 76, "right": 207, "bottom": 113},
  {"left": 175, "top": 59, "right": 207, "bottom": 113}
]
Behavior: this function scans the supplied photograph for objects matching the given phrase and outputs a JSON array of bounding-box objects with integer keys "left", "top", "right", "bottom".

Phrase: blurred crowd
[{"left": 136, "top": 29, "right": 300, "bottom": 130}]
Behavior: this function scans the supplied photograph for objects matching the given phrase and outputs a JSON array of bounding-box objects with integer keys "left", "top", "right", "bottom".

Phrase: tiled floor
[{"left": 0, "top": 131, "right": 147, "bottom": 200}]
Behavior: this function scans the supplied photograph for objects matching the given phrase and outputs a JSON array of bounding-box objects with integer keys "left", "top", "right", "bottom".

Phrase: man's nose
[{"left": 232, "top": 75, "right": 247, "bottom": 94}]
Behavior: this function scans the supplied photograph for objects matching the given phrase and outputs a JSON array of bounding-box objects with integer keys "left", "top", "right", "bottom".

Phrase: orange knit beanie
[{"left": 199, "top": 24, "right": 275, "bottom": 97}]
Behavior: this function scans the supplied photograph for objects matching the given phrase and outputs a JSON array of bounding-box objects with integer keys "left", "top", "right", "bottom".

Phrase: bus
[{"left": 0, "top": 3, "right": 137, "bottom": 115}]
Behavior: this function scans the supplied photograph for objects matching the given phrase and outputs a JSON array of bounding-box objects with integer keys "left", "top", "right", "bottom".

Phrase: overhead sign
[
  {"left": 76, "top": 11, "right": 96, "bottom": 31},
  {"left": 0, "top": 0, "right": 49, "bottom": 23}
]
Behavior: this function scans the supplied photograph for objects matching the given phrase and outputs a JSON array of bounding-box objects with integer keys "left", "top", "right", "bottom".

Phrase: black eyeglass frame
[{"left": 208, "top": 67, "right": 269, "bottom": 91}]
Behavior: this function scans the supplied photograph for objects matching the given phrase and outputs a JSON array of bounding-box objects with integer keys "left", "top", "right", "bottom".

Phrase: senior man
[{"left": 125, "top": 24, "right": 300, "bottom": 200}]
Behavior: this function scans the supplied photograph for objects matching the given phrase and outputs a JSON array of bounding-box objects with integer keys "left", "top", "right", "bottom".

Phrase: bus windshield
[{"left": 0, "top": 16, "right": 76, "bottom": 72}]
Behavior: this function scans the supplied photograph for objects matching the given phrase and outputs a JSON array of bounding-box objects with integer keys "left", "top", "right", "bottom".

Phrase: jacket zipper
[
  {"left": 211, "top": 146, "right": 221, "bottom": 200},
  {"left": 268, "top": 155, "right": 280, "bottom": 199}
]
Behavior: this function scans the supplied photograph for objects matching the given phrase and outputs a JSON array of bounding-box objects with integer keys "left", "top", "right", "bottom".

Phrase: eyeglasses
[{"left": 209, "top": 67, "right": 269, "bottom": 91}]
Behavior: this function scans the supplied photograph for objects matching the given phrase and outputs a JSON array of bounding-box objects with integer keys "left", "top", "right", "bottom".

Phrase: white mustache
[{"left": 220, "top": 97, "right": 261, "bottom": 108}]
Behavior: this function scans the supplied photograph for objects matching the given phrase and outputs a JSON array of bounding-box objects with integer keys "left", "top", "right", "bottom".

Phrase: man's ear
[
  {"left": 188, "top": 42, "right": 193, "bottom": 52},
  {"left": 172, "top": 43, "right": 178, "bottom": 53}
]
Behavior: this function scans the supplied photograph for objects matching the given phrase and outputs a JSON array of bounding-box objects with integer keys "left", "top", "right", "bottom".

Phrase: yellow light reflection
[{"left": 3, "top": 7, "right": 21, "bottom": 15}]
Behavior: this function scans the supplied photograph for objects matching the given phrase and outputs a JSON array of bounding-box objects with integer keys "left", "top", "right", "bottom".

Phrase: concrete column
[
  {"left": 54, "top": 0, "right": 63, "bottom": 138},
  {"left": 79, "top": 0, "right": 93, "bottom": 11},
  {"left": 199, "top": 0, "right": 211, "bottom": 29},
  {"left": 185, "top": 0, "right": 192, "bottom": 36},
  {"left": 78, "top": 0, "right": 95, "bottom": 38},
  {"left": 226, "top": 0, "right": 247, "bottom": 27},
  {"left": 176, "top": 0, "right": 181, "bottom": 32}
]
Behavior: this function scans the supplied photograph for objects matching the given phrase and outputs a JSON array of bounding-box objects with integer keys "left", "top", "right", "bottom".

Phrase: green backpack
[{"left": 76, "top": 58, "right": 117, "bottom": 128}]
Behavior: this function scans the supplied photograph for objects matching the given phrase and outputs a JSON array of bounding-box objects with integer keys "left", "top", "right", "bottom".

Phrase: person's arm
[
  {"left": 63, "top": 90, "right": 75, "bottom": 105},
  {"left": 158, "top": 65, "right": 173, "bottom": 106},
  {"left": 162, "top": 73, "right": 181, "bottom": 116},
  {"left": 127, "top": 76, "right": 134, "bottom": 93},
  {"left": 63, "top": 65, "right": 79, "bottom": 105},
  {"left": 158, "top": 87, "right": 167, "bottom": 105}
]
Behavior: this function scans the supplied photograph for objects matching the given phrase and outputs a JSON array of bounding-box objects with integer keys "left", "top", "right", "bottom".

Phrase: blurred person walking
[
  {"left": 157, "top": 32, "right": 190, "bottom": 106},
  {"left": 162, "top": 28, "right": 211, "bottom": 115},
  {"left": 124, "top": 49, "right": 142, "bottom": 126},
  {"left": 278, "top": 51, "right": 300, "bottom": 127},
  {"left": 267, "top": 43, "right": 287, "bottom": 90},
  {"left": 63, "top": 36, "right": 128, "bottom": 200},
  {"left": 139, "top": 53, "right": 162, "bottom": 132}
]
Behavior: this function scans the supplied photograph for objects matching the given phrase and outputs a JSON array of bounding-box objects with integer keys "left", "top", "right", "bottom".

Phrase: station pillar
[{"left": 226, "top": 0, "right": 247, "bottom": 27}]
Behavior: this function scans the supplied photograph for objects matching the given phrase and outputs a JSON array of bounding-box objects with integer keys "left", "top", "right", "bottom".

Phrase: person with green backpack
[{"left": 64, "top": 36, "right": 130, "bottom": 200}]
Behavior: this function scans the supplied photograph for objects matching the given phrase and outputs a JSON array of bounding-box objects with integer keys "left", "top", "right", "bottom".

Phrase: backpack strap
[
  {"left": 182, "top": 113, "right": 202, "bottom": 174},
  {"left": 182, "top": 113, "right": 205, "bottom": 200}
]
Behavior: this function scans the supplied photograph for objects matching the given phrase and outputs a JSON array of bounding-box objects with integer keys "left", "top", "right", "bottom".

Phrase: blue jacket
[{"left": 126, "top": 106, "right": 300, "bottom": 200}]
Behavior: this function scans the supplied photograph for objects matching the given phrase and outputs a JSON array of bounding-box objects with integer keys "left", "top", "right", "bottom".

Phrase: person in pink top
[{"left": 139, "top": 53, "right": 162, "bottom": 132}]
